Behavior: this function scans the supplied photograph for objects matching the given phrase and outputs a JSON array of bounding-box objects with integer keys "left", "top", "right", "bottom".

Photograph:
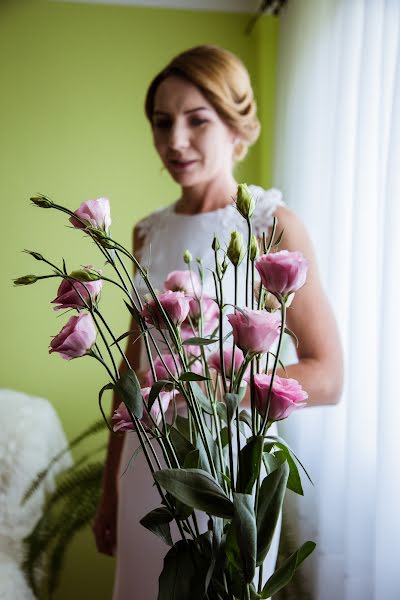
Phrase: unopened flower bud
[
  {"left": 69, "top": 267, "right": 102, "bottom": 282},
  {"left": 196, "top": 257, "right": 204, "bottom": 280},
  {"left": 14, "top": 274, "right": 38, "bottom": 286},
  {"left": 183, "top": 250, "right": 192, "bottom": 264},
  {"left": 227, "top": 231, "right": 245, "bottom": 266},
  {"left": 30, "top": 195, "right": 54, "bottom": 208},
  {"left": 87, "top": 227, "right": 116, "bottom": 249},
  {"left": 23, "top": 250, "right": 44, "bottom": 261},
  {"left": 249, "top": 234, "right": 259, "bottom": 261},
  {"left": 212, "top": 236, "right": 220, "bottom": 252},
  {"left": 236, "top": 183, "right": 255, "bottom": 219}
]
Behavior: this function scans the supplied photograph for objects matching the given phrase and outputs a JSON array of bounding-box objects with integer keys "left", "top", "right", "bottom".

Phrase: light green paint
[{"left": 0, "top": 2, "right": 278, "bottom": 598}]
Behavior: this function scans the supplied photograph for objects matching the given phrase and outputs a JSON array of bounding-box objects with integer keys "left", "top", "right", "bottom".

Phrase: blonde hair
[{"left": 145, "top": 45, "right": 260, "bottom": 161}]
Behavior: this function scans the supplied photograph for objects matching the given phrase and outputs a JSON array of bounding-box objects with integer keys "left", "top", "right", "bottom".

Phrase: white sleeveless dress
[{"left": 113, "top": 185, "right": 285, "bottom": 600}]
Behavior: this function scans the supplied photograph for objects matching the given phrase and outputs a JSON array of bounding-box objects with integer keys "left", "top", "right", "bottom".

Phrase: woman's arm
[
  {"left": 93, "top": 225, "right": 145, "bottom": 556},
  {"left": 270, "top": 205, "right": 343, "bottom": 407}
]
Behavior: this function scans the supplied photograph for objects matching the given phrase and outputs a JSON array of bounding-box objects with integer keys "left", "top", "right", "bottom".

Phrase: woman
[{"left": 93, "top": 45, "right": 343, "bottom": 599}]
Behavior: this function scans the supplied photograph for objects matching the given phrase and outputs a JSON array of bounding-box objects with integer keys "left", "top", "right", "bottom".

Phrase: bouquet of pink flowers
[{"left": 16, "top": 185, "right": 315, "bottom": 599}]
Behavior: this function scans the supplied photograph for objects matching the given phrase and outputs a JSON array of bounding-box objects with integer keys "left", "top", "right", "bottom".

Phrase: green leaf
[
  {"left": 272, "top": 443, "right": 303, "bottom": 495},
  {"left": 261, "top": 541, "right": 316, "bottom": 598},
  {"left": 216, "top": 402, "right": 227, "bottom": 423},
  {"left": 192, "top": 382, "right": 213, "bottom": 414},
  {"left": 182, "top": 336, "right": 218, "bottom": 346},
  {"left": 250, "top": 584, "right": 261, "bottom": 599},
  {"left": 265, "top": 435, "right": 314, "bottom": 486},
  {"left": 239, "top": 409, "right": 253, "bottom": 431},
  {"left": 208, "top": 516, "right": 223, "bottom": 549},
  {"left": 123, "top": 299, "right": 142, "bottom": 324},
  {"left": 272, "top": 227, "right": 285, "bottom": 247},
  {"left": 196, "top": 427, "right": 221, "bottom": 478},
  {"left": 238, "top": 436, "right": 264, "bottom": 494},
  {"left": 110, "top": 329, "right": 138, "bottom": 346},
  {"left": 148, "top": 380, "right": 171, "bottom": 412},
  {"left": 219, "top": 426, "right": 231, "bottom": 449},
  {"left": 256, "top": 461, "right": 289, "bottom": 565},
  {"left": 179, "top": 372, "right": 210, "bottom": 382},
  {"left": 196, "top": 531, "right": 217, "bottom": 591},
  {"left": 174, "top": 499, "right": 193, "bottom": 521},
  {"left": 183, "top": 449, "right": 200, "bottom": 469},
  {"left": 175, "top": 415, "right": 192, "bottom": 441},
  {"left": 224, "top": 392, "right": 240, "bottom": 424},
  {"left": 158, "top": 539, "right": 212, "bottom": 600},
  {"left": 114, "top": 369, "right": 143, "bottom": 419},
  {"left": 139, "top": 506, "right": 173, "bottom": 547},
  {"left": 222, "top": 330, "right": 233, "bottom": 344},
  {"left": 98, "top": 382, "right": 114, "bottom": 432},
  {"left": 225, "top": 521, "right": 242, "bottom": 573},
  {"left": 284, "top": 326, "right": 299, "bottom": 348},
  {"left": 168, "top": 427, "right": 195, "bottom": 465},
  {"left": 262, "top": 452, "right": 286, "bottom": 476},
  {"left": 154, "top": 468, "right": 234, "bottom": 519},
  {"left": 233, "top": 493, "right": 257, "bottom": 583}
]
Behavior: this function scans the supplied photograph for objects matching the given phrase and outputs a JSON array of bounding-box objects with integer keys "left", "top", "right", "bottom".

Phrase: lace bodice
[
  {"left": 133, "top": 185, "right": 284, "bottom": 368},
  {"left": 135, "top": 186, "right": 283, "bottom": 289}
]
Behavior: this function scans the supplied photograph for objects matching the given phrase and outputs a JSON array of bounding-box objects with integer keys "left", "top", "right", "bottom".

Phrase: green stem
[
  {"left": 259, "top": 300, "right": 286, "bottom": 436},
  {"left": 90, "top": 352, "right": 116, "bottom": 383},
  {"left": 94, "top": 308, "right": 131, "bottom": 370},
  {"left": 257, "top": 563, "right": 264, "bottom": 594},
  {"left": 245, "top": 218, "right": 252, "bottom": 308},
  {"left": 213, "top": 249, "right": 228, "bottom": 395},
  {"left": 232, "top": 266, "right": 241, "bottom": 490}
]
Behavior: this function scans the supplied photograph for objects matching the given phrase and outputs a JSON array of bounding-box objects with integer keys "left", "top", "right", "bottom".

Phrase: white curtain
[{"left": 272, "top": 1, "right": 400, "bottom": 599}]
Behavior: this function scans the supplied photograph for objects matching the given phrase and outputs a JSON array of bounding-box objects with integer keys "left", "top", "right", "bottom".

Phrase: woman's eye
[
  {"left": 153, "top": 120, "right": 171, "bottom": 129},
  {"left": 190, "top": 118, "right": 208, "bottom": 127}
]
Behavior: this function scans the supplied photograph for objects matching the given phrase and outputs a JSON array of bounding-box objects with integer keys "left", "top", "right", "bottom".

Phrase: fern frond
[
  {"left": 23, "top": 461, "right": 104, "bottom": 597},
  {"left": 23, "top": 418, "right": 106, "bottom": 504},
  {"left": 44, "top": 462, "right": 103, "bottom": 513},
  {"left": 46, "top": 478, "right": 102, "bottom": 598}
]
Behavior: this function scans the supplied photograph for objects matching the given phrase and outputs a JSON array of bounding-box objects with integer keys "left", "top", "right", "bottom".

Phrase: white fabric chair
[{"left": 0, "top": 389, "right": 72, "bottom": 600}]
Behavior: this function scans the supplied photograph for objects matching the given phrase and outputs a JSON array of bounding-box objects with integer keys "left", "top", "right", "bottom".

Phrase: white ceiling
[{"left": 53, "top": 0, "right": 262, "bottom": 14}]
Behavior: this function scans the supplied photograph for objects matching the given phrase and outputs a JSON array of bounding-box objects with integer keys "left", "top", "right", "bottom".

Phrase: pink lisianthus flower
[
  {"left": 227, "top": 309, "right": 281, "bottom": 355},
  {"left": 145, "top": 353, "right": 180, "bottom": 386},
  {"left": 209, "top": 347, "right": 246, "bottom": 380},
  {"left": 69, "top": 197, "right": 111, "bottom": 233},
  {"left": 141, "top": 291, "right": 190, "bottom": 329},
  {"left": 253, "top": 373, "right": 308, "bottom": 421},
  {"left": 112, "top": 402, "right": 134, "bottom": 432},
  {"left": 51, "top": 266, "right": 103, "bottom": 311},
  {"left": 180, "top": 325, "right": 202, "bottom": 359},
  {"left": 164, "top": 270, "right": 202, "bottom": 297},
  {"left": 140, "top": 386, "right": 177, "bottom": 428},
  {"left": 255, "top": 250, "right": 308, "bottom": 301},
  {"left": 181, "top": 295, "right": 219, "bottom": 339},
  {"left": 112, "top": 387, "right": 177, "bottom": 432},
  {"left": 49, "top": 312, "right": 97, "bottom": 360}
]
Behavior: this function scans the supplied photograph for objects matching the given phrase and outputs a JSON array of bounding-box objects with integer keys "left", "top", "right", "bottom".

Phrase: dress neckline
[{"left": 170, "top": 200, "right": 236, "bottom": 218}]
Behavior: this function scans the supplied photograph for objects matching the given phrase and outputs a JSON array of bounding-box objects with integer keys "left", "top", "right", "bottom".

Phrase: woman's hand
[{"left": 92, "top": 488, "right": 118, "bottom": 556}]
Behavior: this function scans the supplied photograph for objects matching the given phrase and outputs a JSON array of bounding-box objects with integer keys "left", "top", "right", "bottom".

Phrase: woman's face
[{"left": 151, "top": 76, "right": 237, "bottom": 187}]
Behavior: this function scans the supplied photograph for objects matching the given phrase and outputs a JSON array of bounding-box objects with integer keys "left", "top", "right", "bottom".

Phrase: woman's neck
[{"left": 176, "top": 175, "right": 238, "bottom": 215}]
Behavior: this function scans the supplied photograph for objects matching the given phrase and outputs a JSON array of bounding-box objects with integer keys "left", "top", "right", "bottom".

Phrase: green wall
[{"left": 0, "top": 1, "right": 278, "bottom": 598}]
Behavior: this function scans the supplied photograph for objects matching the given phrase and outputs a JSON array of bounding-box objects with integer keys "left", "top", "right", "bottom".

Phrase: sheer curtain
[{"left": 272, "top": 1, "right": 400, "bottom": 599}]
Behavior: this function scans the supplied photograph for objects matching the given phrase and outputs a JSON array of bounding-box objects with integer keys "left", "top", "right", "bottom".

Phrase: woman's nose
[{"left": 167, "top": 123, "right": 190, "bottom": 150}]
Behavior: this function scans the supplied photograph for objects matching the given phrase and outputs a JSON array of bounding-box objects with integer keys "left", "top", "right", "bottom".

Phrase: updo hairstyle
[{"left": 145, "top": 45, "right": 261, "bottom": 162}]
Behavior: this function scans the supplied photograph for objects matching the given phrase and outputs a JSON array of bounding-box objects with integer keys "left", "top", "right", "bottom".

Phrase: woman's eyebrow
[{"left": 153, "top": 107, "right": 211, "bottom": 116}]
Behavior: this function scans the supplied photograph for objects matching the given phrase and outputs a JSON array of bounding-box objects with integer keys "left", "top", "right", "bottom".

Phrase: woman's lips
[{"left": 168, "top": 159, "right": 197, "bottom": 172}]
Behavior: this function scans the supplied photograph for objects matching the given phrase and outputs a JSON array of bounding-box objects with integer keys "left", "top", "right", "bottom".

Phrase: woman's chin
[{"left": 168, "top": 170, "right": 201, "bottom": 186}]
